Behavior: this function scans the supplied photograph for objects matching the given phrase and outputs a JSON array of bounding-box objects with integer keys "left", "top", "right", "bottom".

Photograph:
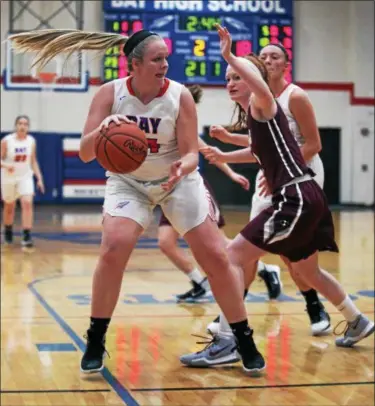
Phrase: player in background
[
  {"left": 207, "top": 44, "right": 330, "bottom": 337},
  {"left": 180, "top": 25, "right": 374, "bottom": 368},
  {"left": 158, "top": 84, "right": 250, "bottom": 303},
  {"left": 9, "top": 28, "right": 267, "bottom": 375},
  {"left": 1, "top": 115, "right": 45, "bottom": 249}
]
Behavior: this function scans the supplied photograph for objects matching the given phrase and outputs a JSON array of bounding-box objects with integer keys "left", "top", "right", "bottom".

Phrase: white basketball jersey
[
  {"left": 276, "top": 83, "right": 304, "bottom": 147},
  {"left": 1, "top": 133, "right": 34, "bottom": 181},
  {"left": 111, "top": 77, "right": 183, "bottom": 181}
]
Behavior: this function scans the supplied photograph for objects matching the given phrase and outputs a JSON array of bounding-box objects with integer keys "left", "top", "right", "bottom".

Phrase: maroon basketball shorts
[
  {"left": 241, "top": 179, "right": 339, "bottom": 262},
  {"left": 159, "top": 176, "right": 225, "bottom": 229}
]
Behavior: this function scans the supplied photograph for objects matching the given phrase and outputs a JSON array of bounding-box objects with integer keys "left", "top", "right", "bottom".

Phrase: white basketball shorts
[
  {"left": 103, "top": 170, "right": 211, "bottom": 236},
  {"left": 1, "top": 176, "right": 34, "bottom": 203}
]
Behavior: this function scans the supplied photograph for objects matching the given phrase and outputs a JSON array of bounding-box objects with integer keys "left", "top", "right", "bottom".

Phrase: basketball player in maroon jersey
[
  {"left": 206, "top": 44, "right": 330, "bottom": 338},
  {"left": 180, "top": 24, "right": 374, "bottom": 368}
]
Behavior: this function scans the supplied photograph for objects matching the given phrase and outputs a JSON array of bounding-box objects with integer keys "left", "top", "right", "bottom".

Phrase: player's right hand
[
  {"left": 6, "top": 165, "right": 15, "bottom": 174},
  {"left": 99, "top": 114, "right": 136, "bottom": 131},
  {"left": 209, "top": 125, "right": 231, "bottom": 143},
  {"left": 200, "top": 146, "right": 226, "bottom": 164}
]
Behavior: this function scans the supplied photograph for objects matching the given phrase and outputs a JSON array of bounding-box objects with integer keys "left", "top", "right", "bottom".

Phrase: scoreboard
[{"left": 102, "top": 0, "right": 294, "bottom": 85}]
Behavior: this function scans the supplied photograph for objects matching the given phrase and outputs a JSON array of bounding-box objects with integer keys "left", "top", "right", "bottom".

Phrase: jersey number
[
  {"left": 14, "top": 154, "right": 27, "bottom": 162},
  {"left": 147, "top": 139, "right": 160, "bottom": 154}
]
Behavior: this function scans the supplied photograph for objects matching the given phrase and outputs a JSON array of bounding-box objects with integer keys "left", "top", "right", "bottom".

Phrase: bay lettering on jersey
[{"left": 126, "top": 115, "right": 162, "bottom": 153}]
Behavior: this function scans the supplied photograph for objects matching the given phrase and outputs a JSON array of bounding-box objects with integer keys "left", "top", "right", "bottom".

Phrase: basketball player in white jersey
[
  {"left": 9, "top": 28, "right": 267, "bottom": 374},
  {"left": 1, "top": 115, "right": 44, "bottom": 249},
  {"left": 158, "top": 84, "right": 249, "bottom": 303}
]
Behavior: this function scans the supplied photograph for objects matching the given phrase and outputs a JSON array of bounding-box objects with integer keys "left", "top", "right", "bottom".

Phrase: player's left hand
[
  {"left": 258, "top": 172, "right": 271, "bottom": 196},
  {"left": 161, "top": 160, "right": 183, "bottom": 191},
  {"left": 215, "top": 23, "right": 232, "bottom": 61},
  {"left": 37, "top": 179, "right": 45, "bottom": 194},
  {"left": 230, "top": 172, "right": 250, "bottom": 191}
]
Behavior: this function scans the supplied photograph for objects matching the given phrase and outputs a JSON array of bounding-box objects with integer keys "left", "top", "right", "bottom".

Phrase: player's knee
[
  {"left": 158, "top": 234, "right": 176, "bottom": 254},
  {"left": 199, "top": 246, "right": 230, "bottom": 277},
  {"left": 4, "top": 201, "right": 15, "bottom": 212},
  {"left": 100, "top": 231, "right": 133, "bottom": 266},
  {"left": 20, "top": 197, "right": 33, "bottom": 211}
]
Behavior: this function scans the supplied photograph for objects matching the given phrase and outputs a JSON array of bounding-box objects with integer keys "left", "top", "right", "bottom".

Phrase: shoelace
[
  {"left": 83, "top": 334, "right": 110, "bottom": 359},
  {"left": 333, "top": 320, "right": 348, "bottom": 336},
  {"left": 191, "top": 333, "right": 218, "bottom": 353},
  {"left": 333, "top": 317, "right": 359, "bottom": 336}
]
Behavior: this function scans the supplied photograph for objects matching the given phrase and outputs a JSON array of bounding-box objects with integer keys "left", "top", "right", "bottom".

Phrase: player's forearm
[
  {"left": 32, "top": 162, "right": 43, "bottom": 182},
  {"left": 214, "top": 161, "right": 235, "bottom": 177},
  {"left": 227, "top": 54, "right": 270, "bottom": 99},
  {"left": 221, "top": 148, "right": 256, "bottom": 164},
  {"left": 227, "top": 132, "right": 250, "bottom": 147},
  {"left": 180, "top": 152, "right": 198, "bottom": 175},
  {"left": 79, "top": 129, "right": 99, "bottom": 163},
  {"left": 300, "top": 143, "right": 321, "bottom": 164}
]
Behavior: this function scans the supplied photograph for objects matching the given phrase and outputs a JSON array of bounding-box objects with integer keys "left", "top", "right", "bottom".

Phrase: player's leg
[
  {"left": 184, "top": 220, "right": 266, "bottom": 373},
  {"left": 281, "top": 255, "right": 331, "bottom": 335},
  {"left": 18, "top": 177, "right": 35, "bottom": 248},
  {"left": 81, "top": 176, "right": 153, "bottom": 373},
  {"left": 250, "top": 173, "right": 283, "bottom": 299},
  {"left": 1, "top": 182, "right": 17, "bottom": 245},
  {"left": 286, "top": 180, "right": 373, "bottom": 347},
  {"left": 291, "top": 252, "right": 374, "bottom": 347},
  {"left": 165, "top": 172, "right": 265, "bottom": 374},
  {"left": 158, "top": 214, "right": 209, "bottom": 302}
]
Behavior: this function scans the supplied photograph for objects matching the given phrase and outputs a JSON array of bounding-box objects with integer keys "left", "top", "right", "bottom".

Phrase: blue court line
[
  {"left": 28, "top": 277, "right": 139, "bottom": 406},
  {"left": 36, "top": 343, "right": 77, "bottom": 352}
]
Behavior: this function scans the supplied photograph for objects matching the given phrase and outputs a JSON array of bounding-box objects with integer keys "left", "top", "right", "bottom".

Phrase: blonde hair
[
  {"left": 8, "top": 29, "right": 130, "bottom": 72},
  {"left": 226, "top": 54, "right": 268, "bottom": 132}
]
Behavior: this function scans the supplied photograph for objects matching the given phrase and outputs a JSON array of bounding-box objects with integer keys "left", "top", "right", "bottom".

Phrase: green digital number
[
  {"left": 185, "top": 60, "right": 196, "bottom": 77},
  {"left": 199, "top": 61, "right": 206, "bottom": 76},
  {"left": 213, "top": 61, "right": 221, "bottom": 77},
  {"left": 187, "top": 16, "right": 198, "bottom": 32}
]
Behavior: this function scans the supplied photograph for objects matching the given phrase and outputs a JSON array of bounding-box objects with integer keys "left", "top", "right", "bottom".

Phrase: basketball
[{"left": 95, "top": 121, "right": 148, "bottom": 173}]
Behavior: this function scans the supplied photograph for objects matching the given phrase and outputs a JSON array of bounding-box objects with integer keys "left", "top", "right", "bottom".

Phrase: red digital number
[
  {"left": 132, "top": 20, "right": 143, "bottom": 32},
  {"left": 235, "top": 40, "right": 252, "bottom": 56},
  {"left": 163, "top": 38, "right": 173, "bottom": 55},
  {"left": 147, "top": 139, "right": 160, "bottom": 153}
]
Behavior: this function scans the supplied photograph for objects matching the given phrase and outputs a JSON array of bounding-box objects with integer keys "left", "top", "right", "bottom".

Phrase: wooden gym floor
[{"left": 1, "top": 205, "right": 374, "bottom": 406}]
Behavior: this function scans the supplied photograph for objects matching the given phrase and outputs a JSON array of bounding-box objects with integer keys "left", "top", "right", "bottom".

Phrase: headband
[
  {"left": 263, "top": 43, "right": 289, "bottom": 61},
  {"left": 123, "top": 30, "right": 158, "bottom": 57}
]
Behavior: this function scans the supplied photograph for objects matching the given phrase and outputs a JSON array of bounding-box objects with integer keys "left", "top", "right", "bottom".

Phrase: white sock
[
  {"left": 187, "top": 268, "right": 204, "bottom": 284},
  {"left": 218, "top": 311, "right": 234, "bottom": 338},
  {"left": 337, "top": 295, "right": 361, "bottom": 323},
  {"left": 257, "top": 260, "right": 266, "bottom": 273}
]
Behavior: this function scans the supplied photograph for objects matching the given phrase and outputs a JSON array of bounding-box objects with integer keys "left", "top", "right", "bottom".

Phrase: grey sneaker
[
  {"left": 335, "top": 314, "right": 375, "bottom": 347},
  {"left": 180, "top": 334, "right": 240, "bottom": 367}
]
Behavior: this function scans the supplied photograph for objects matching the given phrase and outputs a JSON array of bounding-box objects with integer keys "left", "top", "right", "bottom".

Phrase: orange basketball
[{"left": 95, "top": 122, "right": 148, "bottom": 174}]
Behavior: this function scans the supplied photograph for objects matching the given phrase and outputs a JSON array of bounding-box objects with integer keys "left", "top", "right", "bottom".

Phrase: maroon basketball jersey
[{"left": 248, "top": 102, "right": 314, "bottom": 192}]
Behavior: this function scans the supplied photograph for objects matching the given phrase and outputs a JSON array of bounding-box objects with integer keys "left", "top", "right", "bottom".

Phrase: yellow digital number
[
  {"left": 194, "top": 39, "right": 205, "bottom": 57},
  {"left": 105, "top": 69, "right": 113, "bottom": 80},
  {"left": 261, "top": 25, "right": 270, "bottom": 36},
  {"left": 259, "top": 37, "right": 270, "bottom": 48}
]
